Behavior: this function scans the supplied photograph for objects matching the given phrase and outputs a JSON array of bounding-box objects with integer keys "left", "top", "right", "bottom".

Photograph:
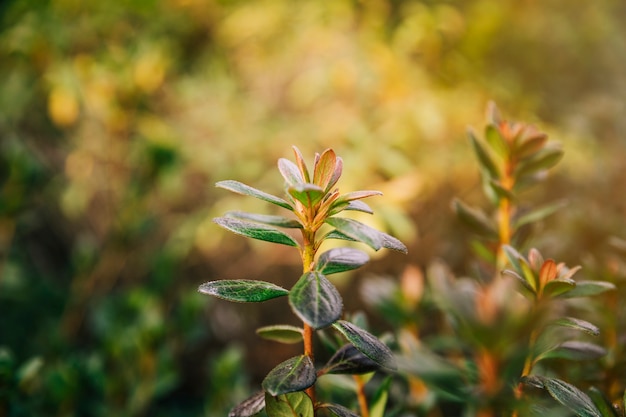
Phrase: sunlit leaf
[
  {"left": 317, "top": 403, "right": 359, "bottom": 417},
  {"left": 198, "top": 280, "right": 288, "bottom": 303},
  {"left": 262, "top": 355, "right": 316, "bottom": 396},
  {"left": 214, "top": 217, "right": 299, "bottom": 247},
  {"left": 513, "top": 200, "right": 568, "bottom": 229},
  {"left": 265, "top": 391, "right": 314, "bottom": 417},
  {"left": 216, "top": 180, "right": 293, "bottom": 210},
  {"left": 289, "top": 272, "right": 342, "bottom": 329},
  {"left": 229, "top": 391, "right": 265, "bottom": 417},
  {"left": 316, "top": 248, "right": 369, "bottom": 275},
  {"left": 256, "top": 325, "right": 303, "bottom": 344},
  {"left": 321, "top": 343, "right": 380, "bottom": 375},
  {"left": 468, "top": 128, "right": 500, "bottom": 179},
  {"left": 288, "top": 183, "right": 325, "bottom": 207},
  {"left": 325, "top": 217, "right": 407, "bottom": 253},
  {"left": 541, "top": 376, "right": 603, "bottom": 417},
  {"left": 278, "top": 158, "right": 304, "bottom": 186},
  {"left": 313, "top": 148, "right": 338, "bottom": 191},
  {"left": 452, "top": 199, "right": 498, "bottom": 239},
  {"left": 485, "top": 124, "right": 509, "bottom": 157},
  {"left": 332, "top": 320, "right": 396, "bottom": 370},
  {"left": 550, "top": 317, "right": 600, "bottom": 336},
  {"left": 225, "top": 211, "right": 302, "bottom": 228},
  {"left": 558, "top": 281, "right": 616, "bottom": 298},
  {"left": 337, "top": 190, "right": 383, "bottom": 202}
]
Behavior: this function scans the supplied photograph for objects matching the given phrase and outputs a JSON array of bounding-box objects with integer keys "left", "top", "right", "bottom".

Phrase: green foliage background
[{"left": 1, "top": 0, "right": 625, "bottom": 415}]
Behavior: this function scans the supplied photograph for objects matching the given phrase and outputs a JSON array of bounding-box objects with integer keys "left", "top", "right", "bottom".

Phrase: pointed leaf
[
  {"left": 214, "top": 217, "right": 299, "bottom": 247},
  {"left": 324, "top": 230, "right": 358, "bottom": 243},
  {"left": 452, "top": 199, "right": 498, "bottom": 239},
  {"left": 537, "top": 341, "right": 607, "bottom": 362},
  {"left": 516, "top": 132, "right": 548, "bottom": 159},
  {"left": 337, "top": 190, "right": 383, "bottom": 203},
  {"left": 322, "top": 344, "right": 380, "bottom": 375},
  {"left": 502, "top": 269, "right": 536, "bottom": 297},
  {"left": 289, "top": 272, "right": 343, "bottom": 329},
  {"left": 318, "top": 403, "right": 359, "bottom": 417},
  {"left": 513, "top": 200, "right": 568, "bottom": 229},
  {"left": 292, "top": 146, "right": 311, "bottom": 183},
  {"left": 485, "top": 124, "right": 509, "bottom": 157},
  {"left": 278, "top": 158, "right": 304, "bottom": 186},
  {"left": 503, "top": 245, "right": 523, "bottom": 272},
  {"left": 543, "top": 278, "right": 576, "bottom": 297},
  {"left": 216, "top": 180, "right": 293, "bottom": 210},
  {"left": 330, "top": 200, "right": 374, "bottom": 216},
  {"left": 515, "top": 146, "right": 564, "bottom": 178},
  {"left": 587, "top": 386, "right": 619, "bottom": 417},
  {"left": 317, "top": 248, "right": 370, "bottom": 275},
  {"left": 313, "top": 149, "right": 338, "bottom": 191},
  {"left": 229, "top": 391, "right": 266, "bottom": 417},
  {"left": 199, "top": 280, "right": 288, "bottom": 303},
  {"left": 488, "top": 179, "right": 515, "bottom": 201},
  {"left": 262, "top": 355, "right": 316, "bottom": 396},
  {"left": 288, "top": 183, "right": 325, "bottom": 207},
  {"left": 541, "top": 376, "right": 603, "bottom": 417},
  {"left": 325, "top": 217, "right": 407, "bottom": 253},
  {"left": 256, "top": 325, "right": 304, "bottom": 344},
  {"left": 226, "top": 211, "right": 302, "bottom": 229},
  {"left": 370, "top": 376, "right": 391, "bottom": 417},
  {"left": 468, "top": 128, "right": 500, "bottom": 179},
  {"left": 333, "top": 320, "right": 396, "bottom": 370},
  {"left": 558, "top": 281, "right": 616, "bottom": 298},
  {"left": 550, "top": 317, "right": 600, "bottom": 336},
  {"left": 265, "top": 391, "right": 314, "bottom": 417}
]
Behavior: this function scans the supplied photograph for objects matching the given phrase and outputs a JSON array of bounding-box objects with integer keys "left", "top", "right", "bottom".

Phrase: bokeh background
[{"left": 1, "top": 0, "right": 625, "bottom": 415}]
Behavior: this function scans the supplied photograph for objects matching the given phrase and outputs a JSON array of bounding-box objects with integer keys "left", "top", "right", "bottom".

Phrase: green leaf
[
  {"left": 314, "top": 149, "right": 339, "bottom": 191},
  {"left": 226, "top": 211, "right": 302, "bottom": 229},
  {"left": 288, "top": 183, "right": 325, "bottom": 207},
  {"left": 451, "top": 199, "right": 498, "bottom": 239},
  {"left": 317, "top": 403, "right": 359, "bottom": 417},
  {"left": 537, "top": 341, "right": 607, "bottom": 362},
  {"left": 256, "top": 325, "right": 304, "bottom": 344},
  {"left": 321, "top": 344, "right": 380, "bottom": 375},
  {"left": 513, "top": 200, "right": 568, "bottom": 229},
  {"left": 316, "top": 248, "right": 370, "bottom": 275},
  {"left": 488, "top": 179, "right": 515, "bottom": 201},
  {"left": 541, "top": 376, "right": 603, "bottom": 417},
  {"left": 502, "top": 269, "right": 536, "bottom": 297},
  {"left": 342, "top": 200, "right": 374, "bottom": 215},
  {"left": 278, "top": 158, "right": 304, "bottom": 186},
  {"left": 587, "top": 386, "right": 619, "bottom": 417},
  {"left": 549, "top": 317, "right": 600, "bottom": 337},
  {"left": 502, "top": 245, "right": 523, "bottom": 271},
  {"left": 333, "top": 320, "right": 396, "bottom": 370},
  {"left": 262, "top": 355, "right": 316, "bottom": 396},
  {"left": 229, "top": 391, "right": 265, "bottom": 417},
  {"left": 216, "top": 180, "right": 293, "bottom": 210},
  {"left": 214, "top": 217, "right": 299, "bottom": 247},
  {"left": 370, "top": 376, "right": 391, "bottom": 417},
  {"left": 468, "top": 128, "right": 500, "bottom": 179},
  {"left": 558, "top": 281, "right": 616, "bottom": 298},
  {"left": 485, "top": 124, "right": 509, "bottom": 157},
  {"left": 265, "top": 391, "right": 314, "bottom": 417},
  {"left": 199, "top": 280, "right": 289, "bottom": 303},
  {"left": 336, "top": 190, "right": 383, "bottom": 203},
  {"left": 515, "top": 146, "right": 564, "bottom": 178},
  {"left": 325, "top": 217, "right": 407, "bottom": 253},
  {"left": 324, "top": 230, "right": 358, "bottom": 243},
  {"left": 289, "top": 272, "right": 343, "bottom": 329},
  {"left": 543, "top": 278, "right": 576, "bottom": 297}
]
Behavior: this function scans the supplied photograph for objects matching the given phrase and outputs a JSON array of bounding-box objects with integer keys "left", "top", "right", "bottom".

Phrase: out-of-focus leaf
[
  {"left": 214, "top": 217, "right": 299, "bottom": 247},
  {"left": 332, "top": 320, "right": 396, "bottom": 370},
  {"left": 317, "top": 403, "right": 359, "bottom": 417},
  {"left": 516, "top": 132, "right": 548, "bottom": 158},
  {"left": 587, "top": 386, "right": 619, "bottom": 417},
  {"left": 321, "top": 344, "right": 380, "bottom": 375},
  {"left": 513, "top": 200, "right": 568, "bottom": 229},
  {"left": 316, "top": 248, "right": 369, "bottom": 275},
  {"left": 515, "top": 146, "right": 564, "bottom": 178},
  {"left": 452, "top": 199, "right": 498, "bottom": 239},
  {"left": 503, "top": 245, "right": 523, "bottom": 271},
  {"left": 537, "top": 341, "right": 607, "bottom": 362},
  {"left": 519, "top": 257, "right": 538, "bottom": 292},
  {"left": 370, "top": 376, "right": 391, "bottom": 417},
  {"left": 265, "top": 391, "right": 314, "bottom": 417},
  {"left": 549, "top": 318, "right": 600, "bottom": 336},
  {"left": 225, "top": 211, "right": 302, "bottom": 229},
  {"left": 502, "top": 269, "right": 535, "bottom": 296},
  {"left": 289, "top": 272, "right": 342, "bottom": 329},
  {"left": 486, "top": 101, "right": 503, "bottom": 125},
  {"left": 488, "top": 179, "right": 515, "bottom": 201},
  {"left": 216, "top": 180, "right": 293, "bottom": 210},
  {"left": 229, "top": 391, "right": 265, "bottom": 417},
  {"left": 558, "top": 281, "right": 616, "bottom": 298},
  {"left": 288, "top": 183, "right": 325, "bottom": 207},
  {"left": 468, "top": 128, "right": 500, "bottom": 179},
  {"left": 540, "top": 376, "right": 603, "bottom": 417},
  {"left": 262, "top": 355, "right": 316, "bottom": 396},
  {"left": 292, "top": 146, "right": 311, "bottom": 183},
  {"left": 544, "top": 278, "right": 576, "bottom": 298},
  {"left": 199, "top": 280, "right": 289, "bottom": 303},
  {"left": 278, "top": 158, "right": 304, "bottom": 186},
  {"left": 256, "top": 325, "right": 303, "bottom": 344},
  {"left": 314, "top": 148, "right": 338, "bottom": 191},
  {"left": 485, "top": 124, "right": 509, "bottom": 157}
]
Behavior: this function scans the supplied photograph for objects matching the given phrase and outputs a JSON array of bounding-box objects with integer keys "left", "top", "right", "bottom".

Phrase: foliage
[{"left": 199, "top": 147, "right": 406, "bottom": 416}]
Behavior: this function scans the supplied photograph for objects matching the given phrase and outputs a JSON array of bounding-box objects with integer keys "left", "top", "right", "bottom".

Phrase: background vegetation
[{"left": 1, "top": 0, "right": 625, "bottom": 415}]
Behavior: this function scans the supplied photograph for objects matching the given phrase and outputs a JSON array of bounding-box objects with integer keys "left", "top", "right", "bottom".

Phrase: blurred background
[{"left": 1, "top": 0, "right": 625, "bottom": 415}]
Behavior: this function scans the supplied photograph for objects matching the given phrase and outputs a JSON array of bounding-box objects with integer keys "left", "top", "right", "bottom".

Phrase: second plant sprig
[{"left": 200, "top": 146, "right": 407, "bottom": 417}]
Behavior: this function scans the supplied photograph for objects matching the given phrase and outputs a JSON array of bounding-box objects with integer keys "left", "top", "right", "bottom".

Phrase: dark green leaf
[
  {"left": 513, "top": 200, "right": 568, "bottom": 229},
  {"left": 226, "top": 211, "right": 302, "bottom": 229},
  {"left": 515, "top": 146, "right": 564, "bottom": 178},
  {"left": 216, "top": 180, "right": 293, "bottom": 210},
  {"left": 558, "top": 281, "right": 616, "bottom": 298},
  {"left": 321, "top": 344, "right": 380, "bottom": 375},
  {"left": 325, "top": 217, "right": 407, "bottom": 253},
  {"left": 289, "top": 272, "right": 343, "bottom": 329},
  {"left": 550, "top": 318, "right": 600, "bottom": 336},
  {"left": 214, "top": 217, "right": 299, "bottom": 247},
  {"left": 541, "top": 376, "right": 603, "bottom": 417},
  {"left": 333, "top": 320, "right": 396, "bottom": 370},
  {"left": 537, "top": 341, "right": 607, "bottom": 362},
  {"left": 262, "top": 355, "right": 316, "bottom": 396},
  {"left": 468, "top": 128, "right": 500, "bottom": 179},
  {"left": 316, "top": 248, "right": 370, "bottom": 275},
  {"left": 199, "top": 280, "right": 288, "bottom": 302},
  {"left": 485, "top": 124, "right": 509, "bottom": 157},
  {"left": 256, "top": 325, "right": 303, "bottom": 344},
  {"left": 278, "top": 158, "right": 304, "bottom": 186},
  {"left": 452, "top": 199, "right": 498, "bottom": 239},
  {"left": 587, "top": 386, "right": 619, "bottom": 417},
  {"left": 318, "top": 403, "right": 359, "bottom": 417},
  {"left": 229, "top": 391, "right": 265, "bottom": 417},
  {"left": 288, "top": 183, "right": 325, "bottom": 207},
  {"left": 265, "top": 391, "right": 314, "bottom": 417}
]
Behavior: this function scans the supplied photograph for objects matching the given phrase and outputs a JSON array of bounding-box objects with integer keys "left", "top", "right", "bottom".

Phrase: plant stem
[
  {"left": 302, "top": 230, "right": 317, "bottom": 404},
  {"left": 496, "top": 163, "right": 515, "bottom": 272},
  {"left": 354, "top": 375, "right": 370, "bottom": 417}
]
